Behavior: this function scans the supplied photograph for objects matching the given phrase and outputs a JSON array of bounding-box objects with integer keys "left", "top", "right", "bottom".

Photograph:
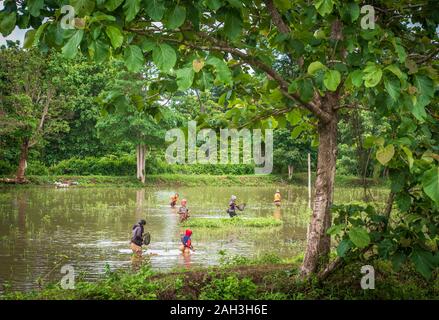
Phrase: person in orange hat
[
  {"left": 179, "top": 229, "right": 194, "bottom": 254},
  {"left": 178, "top": 199, "right": 190, "bottom": 222}
]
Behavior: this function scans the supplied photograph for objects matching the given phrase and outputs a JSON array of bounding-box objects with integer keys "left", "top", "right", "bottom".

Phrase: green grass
[
  {"left": 1, "top": 254, "right": 437, "bottom": 300},
  {"left": 181, "top": 217, "right": 283, "bottom": 228},
  {"left": 0, "top": 173, "right": 387, "bottom": 188}
]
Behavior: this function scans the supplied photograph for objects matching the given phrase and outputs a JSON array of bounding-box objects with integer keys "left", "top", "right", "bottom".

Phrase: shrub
[
  {"left": 0, "top": 160, "right": 14, "bottom": 175},
  {"left": 199, "top": 275, "right": 257, "bottom": 300},
  {"left": 26, "top": 161, "right": 49, "bottom": 176}
]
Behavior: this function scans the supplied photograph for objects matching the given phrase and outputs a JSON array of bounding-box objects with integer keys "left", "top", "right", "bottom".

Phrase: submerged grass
[{"left": 181, "top": 217, "right": 283, "bottom": 228}]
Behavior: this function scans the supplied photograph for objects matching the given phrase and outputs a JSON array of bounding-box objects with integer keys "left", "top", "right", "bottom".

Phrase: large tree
[
  {"left": 2, "top": 0, "right": 437, "bottom": 276},
  {"left": 0, "top": 47, "right": 69, "bottom": 182}
]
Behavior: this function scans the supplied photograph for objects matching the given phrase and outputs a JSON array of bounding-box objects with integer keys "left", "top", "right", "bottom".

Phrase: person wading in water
[
  {"left": 274, "top": 189, "right": 281, "bottom": 206},
  {"left": 227, "top": 195, "right": 245, "bottom": 217},
  {"left": 170, "top": 193, "right": 179, "bottom": 208},
  {"left": 131, "top": 219, "right": 146, "bottom": 256},
  {"left": 178, "top": 199, "right": 190, "bottom": 222}
]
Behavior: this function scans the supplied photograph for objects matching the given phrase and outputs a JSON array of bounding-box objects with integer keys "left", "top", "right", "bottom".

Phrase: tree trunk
[
  {"left": 16, "top": 139, "right": 30, "bottom": 183},
  {"left": 301, "top": 95, "right": 338, "bottom": 277},
  {"left": 288, "top": 164, "right": 293, "bottom": 180},
  {"left": 136, "top": 144, "right": 146, "bottom": 184}
]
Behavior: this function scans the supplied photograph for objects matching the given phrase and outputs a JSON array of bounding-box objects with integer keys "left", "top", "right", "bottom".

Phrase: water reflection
[{"left": 0, "top": 185, "right": 386, "bottom": 291}]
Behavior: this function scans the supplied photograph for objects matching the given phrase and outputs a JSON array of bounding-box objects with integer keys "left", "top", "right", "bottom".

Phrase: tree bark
[
  {"left": 301, "top": 94, "right": 338, "bottom": 276},
  {"left": 136, "top": 144, "right": 146, "bottom": 184},
  {"left": 288, "top": 164, "right": 293, "bottom": 180},
  {"left": 16, "top": 139, "right": 30, "bottom": 183}
]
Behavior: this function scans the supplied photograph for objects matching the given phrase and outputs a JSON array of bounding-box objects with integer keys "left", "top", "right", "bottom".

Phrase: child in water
[
  {"left": 274, "top": 189, "right": 281, "bottom": 206},
  {"left": 170, "top": 193, "right": 179, "bottom": 207},
  {"left": 178, "top": 199, "right": 190, "bottom": 222},
  {"left": 227, "top": 195, "right": 245, "bottom": 217},
  {"left": 180, "top": 229, "right": 194, "bottom": 254}
]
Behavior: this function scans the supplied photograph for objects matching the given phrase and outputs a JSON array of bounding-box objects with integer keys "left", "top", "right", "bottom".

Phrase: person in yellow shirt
[{"left": 274, "top": 189, "right": 281, "bottom": 206}]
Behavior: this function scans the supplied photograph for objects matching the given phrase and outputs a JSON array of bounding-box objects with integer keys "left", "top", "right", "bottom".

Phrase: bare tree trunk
[
  {"left": 301, "top": 95, "right": 338, "bottom": 276},
  {"left": 288, "top": 164, "right": 293, "bottom": 180},
  {"left": 136, "top": 144, "right": 146, "bottom": 184},
  {"left": 16, "top": 139, "right": 30, "bottom": 183}
]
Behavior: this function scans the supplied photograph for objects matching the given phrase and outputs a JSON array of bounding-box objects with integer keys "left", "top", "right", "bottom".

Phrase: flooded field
[{"left": 0, "top": 185, "right": 385, "bottom": 292}]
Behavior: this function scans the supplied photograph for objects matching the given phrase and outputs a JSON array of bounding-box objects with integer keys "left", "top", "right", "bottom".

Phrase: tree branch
[
  {"left": 263, "top": 0, "right": 291, "bottom": 33},
  {"left": 133, "top": 28, "right": 332, "bottom": 123}
]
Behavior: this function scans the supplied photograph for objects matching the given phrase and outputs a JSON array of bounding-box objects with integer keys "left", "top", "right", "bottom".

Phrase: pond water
[{"left": 0, "top": 185, "right": 385, "bottom": 292}]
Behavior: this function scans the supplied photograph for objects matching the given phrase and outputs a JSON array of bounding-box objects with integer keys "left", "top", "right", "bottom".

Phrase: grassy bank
[
  {"left": 0, "top": 173, "right": 387, "bottom": 188},
  {"left": 181, "top": 217, "right": 283, "bottom": 228},
  {"left": 1, "top": 253, "right": 437, "bottom": 300}
]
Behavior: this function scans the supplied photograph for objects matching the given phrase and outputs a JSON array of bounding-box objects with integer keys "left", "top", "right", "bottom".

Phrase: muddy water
[{"left": 0, "top": 185, "right": 385, "bottom": 292}]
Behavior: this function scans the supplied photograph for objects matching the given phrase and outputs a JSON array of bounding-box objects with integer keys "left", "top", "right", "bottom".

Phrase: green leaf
[
  {"left": 124, "top": 45, "right": 144, "bottom": 72},
  {"left": 23, "top": 29, "right": 37, "bottom": 48},
  {"left": 323, "top": 70, "right": 341, "bottom": 91},
  {"left": 198, "top": 71, "right": 214, "bottom": 90},
  {"left": 88, "top": 39, "right": 110, "bottom": 63},
  {"left": 298, "top": 79, "right": 314, "bottom": 102},
  {"left": 61, "top": 29, "right": 84, "bottom": 59},
  {"left": 206, "top": 56, "right": 232, "bottom": 85},
  {"left": 145, "top": 0, "right": 166, "bottom": 20},
  {"left": 141, "top": 38, "right": 156, "bottom": 52},
  {"left": 401, "top": 146, "right": 414, "bottom": 169},
  {"left": 363, "top": 63, "right": 382, "bottom": 87},
  {"left": 290, "top": 125, "right": 305, "bottom": 139},
  {"left": 105, "top": 0, "right": 124, "bottom": 11},
  {"left": 28, "top": 0, "right": 44, "bottom": 17},
  {"left": 421, "top": 166, "right": 439, "bottom": 204},
  {"left": 0, "top": 12, "right": 17, "bottom": 36},
  {"left": 123, "top": 0, "right": 141, "bottom": 22},
  {"left": 286, "top": 109, "right": 302, "bottom": 126},
  {"left": 348, "top": 227, "right": 370, "bottom": 248},
  {"left": 349, "top": 69, "right": 363, "bottom": 87},
  {"left": 410, "top": 249, "right": 435, "bottom": 279},
  {"left": 105, "top": 26, "right": 124, "bottom": 49},
  {"left": 391, "top": 252, "right": 406, "bottom": 272},
  {"left": 206, "top": 0, "right": 222, "bottom": 10},
  {"left": 327, "top": 224, "right": 344, "bottom": 236},
  {"left": 176, "top": 67, "right": 195, "bottom": 91},
  {"left": 384, "top": 77, "right": 400, "bottom": 101},
  {"left": 413, "top": 75, "right": 434, "bottom": 116},
  {"left": 166, "top": 5, "right": 186, "bottom": 29},
  {"left": 376, "top": 144, "right": 395, "bottom": 165},
  {"left": 347, "top": 2, "right": 360, "bottom": 22},
  {"left": 314, "top": 0, "right": 334, "bottom": 16},
  {"left": 226, "top": 0, "right": 242, "bottom": 8},
  {"left": 337, "top": 239, "right": 352, "bottom": 257},
  {"left": 71, "top": 0, "right": 96, "bottom": 16},
  {"left": 393, "top": 41, "right": 407, "bottom": 63},
  {"left": 224, "top": 10, "right": 242, "bottom": 40},
  {"left": 152, "top": 43, "right": 177, "bottom": 72},
  {"left": 307, "top": 61, "right": 326, "bottom": 75}
]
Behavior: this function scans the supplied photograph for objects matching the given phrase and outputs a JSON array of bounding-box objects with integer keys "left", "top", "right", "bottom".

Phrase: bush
[
  {"left": 51, "top": 154, "right": 136, "bottom": 176},
  {"left": 199, "top": 274, "right": 257, "bottom": 300},
  {"left": 0, "top": 160, "right": 14, "bottom": 175},
  {"left": 26, "top": 161, "right": 50, "bottom": 176}
]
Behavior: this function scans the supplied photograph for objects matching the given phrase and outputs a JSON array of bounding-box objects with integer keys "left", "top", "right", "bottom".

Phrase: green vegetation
[
  {"left": 1, "top": 254, "right": 437, "bottom": 300},
  {"left": 181, "top": 217, "right": 283, "bottom": 228},
  {"left": 0, "top": 0, "right": 438, "bottom": 298}
]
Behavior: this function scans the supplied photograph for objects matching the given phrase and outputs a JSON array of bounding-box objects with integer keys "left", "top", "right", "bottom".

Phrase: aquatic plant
[{"left": 181, "top": 217, "right": 283, "bottom": 228}]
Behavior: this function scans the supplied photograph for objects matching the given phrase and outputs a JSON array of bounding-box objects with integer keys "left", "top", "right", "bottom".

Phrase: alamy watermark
[
  {"left": 165, "top": 121, "right": 273, "bottom": 174},
  {"left": 360, "top": 265, "right": 375, "bottom": 289},
  {"left": 60, "top": 264, "right": 75, "bottom": 289}
]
